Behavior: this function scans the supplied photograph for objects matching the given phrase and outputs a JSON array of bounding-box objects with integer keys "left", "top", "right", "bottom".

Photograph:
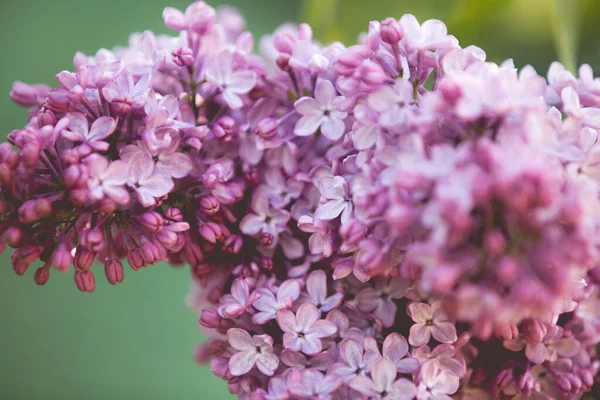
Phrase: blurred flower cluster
[{"left": 3, "top": 1, "right": 600, "bottom": 398}]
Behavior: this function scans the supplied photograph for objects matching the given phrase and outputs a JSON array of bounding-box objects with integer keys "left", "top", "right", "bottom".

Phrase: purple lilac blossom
[{"left": 2, "top": 1, "right": 600, "bottom": 398}]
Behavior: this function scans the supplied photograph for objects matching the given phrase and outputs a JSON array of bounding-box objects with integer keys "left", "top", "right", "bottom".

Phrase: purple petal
[
  {"left": 430, "top": 322, "right": 457, "bottom": 344},
  {"left": 408, "top": 302, "right": 432, "bottom": 323},
  {"left": 295, "top": 97, "right": 322, "bottom": 117},
  {"left": 314, "top": 80, "right": 336, "bottom": 105},
  {"left": 340, "top": 339, "right": 363, "bottom": 367},
  {"left": 382, "top": 333, "right": 409, "bottom": 361},
  {"left": 226, "top": 328, "right": 254, "bottom": 351},
  {"left": 294, "top": 115, "right": 324, "bottom": 136},
  {"left": 88, "top": 116, "right": 116, "bottom": 141},
  {"left": 228, "top": 350, "right": 258, "bottom": 376},
  {"left": 276, "top": 309, "right": 297, "bottom": 333},
  {"left": 389, "top": 378, "right": 417, "bottom": 400},
  {"left": 296, "top": 303, "right": 320, "bottom": 332},
  {"left": 256, "top": 352, "right": 279, "bottom": 376},
  {"left": 307, "top": 269, "right": 327, "bottom": 304},
  {"left": 300, "top": 337, "right": 323, "bottom": 355},
  {"left": 239, "top": 214, "right": 264, "bottom": 235},
  {"left": 349, "top": 376, "right": 378, "bottom": 397},
  {"left": 526, "top": 343, "right": 548, "bottom": 364},
  {"left": 409, "top": 324, "right": 431, "bottom": 346},
  {"left": 321, "top": 116, "right": 345, "bottom": 140}
]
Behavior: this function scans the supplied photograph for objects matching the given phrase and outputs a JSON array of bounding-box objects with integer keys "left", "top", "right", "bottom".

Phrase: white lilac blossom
[{"left": 3, "top": 1, "right": 600, "bottom": 398}]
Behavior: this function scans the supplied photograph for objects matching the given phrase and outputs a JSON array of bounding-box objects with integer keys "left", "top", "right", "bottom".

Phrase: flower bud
[
  {"left": 259, "top": 256, "right": 273, "bottom": 271},
  {"left": 199, "top": 307, "right": 221, "bottom": 328},
  {"left": 3, "top": 226, "right": 24, "bottom": 248},
  {"left": 140, "top": 211, "right": 164, "bottom": 232},
  {"left": 255, "top": 118, "right": 278, "bottom": 139},
  {"left": 140, "top": 241, "right": 161, "bottom": 265},
  {"left": 127, "top": 248, "right": 145, "bottom": 271},
  {"left": 380, "top": 18, "right": 403, "bottom": 44},
  {"left": 74, "top": 247, "right": 94, "bottom": 271},
  {"left": 34, "top": 267, "right": 50, "bottom": 285},
  {"left": 172, "top": 47, "right": 195, "bottom": 66},
  {"left": 80, "top": 228, "right": 104, "bottom": 252},
  {"left": 259, "top": 232, "right": 274, "bottom": 247},
  {"left": 200, "top": 196, "right": 220, "bottom": 215},
  {"left": 183, "top": 243, "right": 205, "bottom": 266},
  {"left": 224, "top": 234, "right": 243, "bottom": 254},
  {"left": 74, "top": 270, "right": 96, "bottom": 293},
  {"left": 199, "top": 222, "right": 223, "bottom": 243},
  {"left": 517, "top": 372, "right": 535, "bottom": 396},
  {"left": 276, "top": 53, "right": 291, "bottom": 72},
  {"left": 520, "top": 319, "right": 547, "bottom": 344},
  {"left": 10, "top": 81, "right": 49, "bottom": 107},
  {"left": 105, "top": 259, "right": 124, "bottom": 285},
  {"left": 164, "top": 207, "right": 184, "bottom": 222},
  {"left": 53, "top": 243, "right": 73, "bottom": 272}
]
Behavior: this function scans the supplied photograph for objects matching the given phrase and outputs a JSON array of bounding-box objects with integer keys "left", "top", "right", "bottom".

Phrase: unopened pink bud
[
  {"left": 199, "top": 307, "right": 221, "bottom": 328},
  {"left": 255, "top": 118, "right": 278, "bottom": 139},
  {"left": 259, "top": 256, "right": 273, "bottom": 271},
  {"left": 224, "top": 234, "right": 243, "bottom": 254},
  {"left": 74, "top": 247, "right": 94, "bottom": 271},
  {"left": 105, "top": 259, "right": 124, "bottom": 285},
  {"left": 4, "top": 226, "right": 24, "bottom": 247},
  {"left": 140, "top": 241, "right": 161, "bottom": 265},
  {"left": 164, "top": 207, "right": 184, "bottom": 222},
  {"left": 520, "top": 319, "right": 547, "bottom": 344},
  {"left": 172, "top": 47, "right": 195, "bottom": 66},
  {"left": 140, "top": 211, "right": 164, "bottom": 232},
  {"left": 80, "top": 228, "right": 104, "bottom": 252},
  {"left": 34, "top": 267, "right": 50, "bottom": 285},
  {"left": 127, "top": 248, "right": 145, "bottom": 271},
  {"left": 53, "top": 243, "right": 72, "bottom": 272},
  {"left": 259, "top": 232, "right": 274, "bottom": 247},
  {"left": 74, "top": 270, "right": 96, "bottom": 293},
  {"left": 380, "top": 18, "right": 403, "bottom": 44},
  {"left": 276, "top": 53, "right": 291, "bottom": 71},
  {"left": 200, "top": 196, "right": 220, "bottom": 215},
  {"left": 199, "top": 222, "right": 222, "bottom": 243}
]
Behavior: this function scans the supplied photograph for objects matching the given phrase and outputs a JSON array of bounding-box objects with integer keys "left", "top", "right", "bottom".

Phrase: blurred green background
[{"left": 0, "top": 1, "right": 599, "bottom": 399}]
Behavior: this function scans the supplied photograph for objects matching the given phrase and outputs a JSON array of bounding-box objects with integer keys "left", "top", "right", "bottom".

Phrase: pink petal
[
  {"left": 349, "top": 376, "right": 378, "bottom": 397},
  {"left": 228, "top": 350, "right": 258, "bottom": 376},
  {"left": 226, "top": 328, "right": 254, "bottom": 351},
  {"left": 88, "top": 116, "right": 116, "bottom": 141},
  {"left": 276, "top": 309, "right": 297, "bottom": 333},
  {"left": 390, "top": 378, "right": 417, "bottom": 399},
  {"left": 353, "top": 125, "right": 377, "bottom": 150},
  {"left": 307, "top": 270, "right": 327, "bottom": 304},
  {"left": 314, "top": 79, "right": 336, "bottom": 105},
  {"left": 223, "top": 89, "right": 243, "bottom": 109},
  {"left": 383, "top": 333, "right": 409, "bottom": 361},
  {"left": 140, "top": 171, "right": 174, "bottom": 197},
  {"left": 277, "top": 280, "right": 301, "bottom": 303},
  {"left": 526, "top": 343, "right": 547, "bottom": 364},
  {"left": 430, "top": 322, "right": 457, "bottom": 344},
  {"left": 256, "top": 352, "right": 279, "bottom": 376},
  {"left": 408, "top": 302, "right": 432, "bottom": 323},
  {"left": 372, "top": 358, "right": 396, "bottom": 392},
  {"left": 294, "top": 114, "right": 324, "bottom": 136},
  {"left": 554, "top": 339, "right": 581, "bottom": 358},
  {"left": 308, "top": 320, "right": 337, "bottom": 339},
  {"left": 295, "top": 97, "right": 322, "bottom": 117},
  {"left": 409, "top": 324, "right": 431, "bottom": 346},
  {"left": 229, "top": 70, "right": 257, "bottom": 94},
  {"left": 395, "top": 357, "right": 420, "bottom": 374},
  {"left": 162, "top": 7, "right": 187, "bottom": 30},
  {"left": 376, "top": 300, "right": 398, "bottom": 328},
  {"left": 321, "top": 116, "right": 345, "bottom": 140},
  {"left": 283, "top": 332, "right": 302, "bottom": 351},
  {"left": 341, "top": 339, "right": 363, "bottom": 367},
  {"left": 300, "top": 337, "right": 322, "bottom": 355},
  {"left": 314, "top": 199, "right": 346, "bottom": 221},
  {"left": 239, "top": 214, "right": 265, "bottom": 235},
  {"left": 296, "top": 303, "right": 320, "bottom": 332}
]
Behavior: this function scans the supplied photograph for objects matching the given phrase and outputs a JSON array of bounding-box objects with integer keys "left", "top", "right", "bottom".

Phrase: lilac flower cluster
[{"left": 3, "top": 2, "right": 600, "bottom": 398}]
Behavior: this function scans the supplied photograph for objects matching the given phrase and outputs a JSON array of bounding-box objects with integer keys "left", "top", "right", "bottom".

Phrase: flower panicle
[{"left": 3, "top": 1, "right": 600, "bottom": 398}]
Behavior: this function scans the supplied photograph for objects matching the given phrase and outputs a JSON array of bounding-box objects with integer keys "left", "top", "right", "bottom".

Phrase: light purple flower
[
  {"left": 102, "top": 71, "right": 151, "bottom": 114},
  {"left": 349, "top": 357, "right": 417, "bottom": 400},
  {"left": 127, "top": 153, "right": 174, "bottom": 207},
  {"left": 408, "top": 301, "right": 457, "bottom": 347},
  {"left": 256, "top": 168, "right": 304, "bottom": 208},
  {"left": 375, "top": 333, "right": 420, "bottom": 374},
  {"left": 413, "top": 344, "right": 465, "bottom": 378},
  {"left": 255, "top": 376, "right": 290, "bottom": 400},
  {"left": 280, "top": 349, "right": 332, "bottom": 371},
  {"left": 277, "top": 303, "right": 337, "bottom": 355},
  {"left": 356, "top": 279, "right": 409, "bottom": 328},
  {"left": 297, "top": 270, "right": 343, "bottom": 312},
  {"left": 314, "top": 176, "right": 353, "bottom": 223},
  {"left": 61, "top": 113, "right": 116, "bottom": 155},
  {"left": 86, "top": 154, "right": 129, "bottom": 205},
  {"left": 398, "top": 14, "right": 457, "bottom": 51},
  {"left": 205, "top": 50, "right": 257, "bottom": 109},
  {"left": 330, "top": 339, "right": 378, "bottom": 382},
  {"left": 415, "top": 359, "right": 459, "bottom": 400},
  {"left": 162, "top": 1, "right": 216, "bottom": 33},
  {"left": 252, "top": 279, "right": 300, "bottom": 324},
  {"left": 240, "top": 194, "right": 290, "bottom": 243},
  {"left": 120, "top": 138, "right": 192, "bottom": 179},
  {"left": 289, "top": 369, "right": 343, "bottom": 400},
  {"left": 217, "top": 278, "right": 261, "bottom": 319},
  {"left": 504, "top": 326, "right": 581, "bottom": 365},
  {"left": 226, "top": 328, "right": 279, "bottom": 376},
  {"left": 561, "top": 87, "right": 600, "bottom": 128},
  {"left": 294, "top": 80, "right": 347, "bottom": 140}
]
